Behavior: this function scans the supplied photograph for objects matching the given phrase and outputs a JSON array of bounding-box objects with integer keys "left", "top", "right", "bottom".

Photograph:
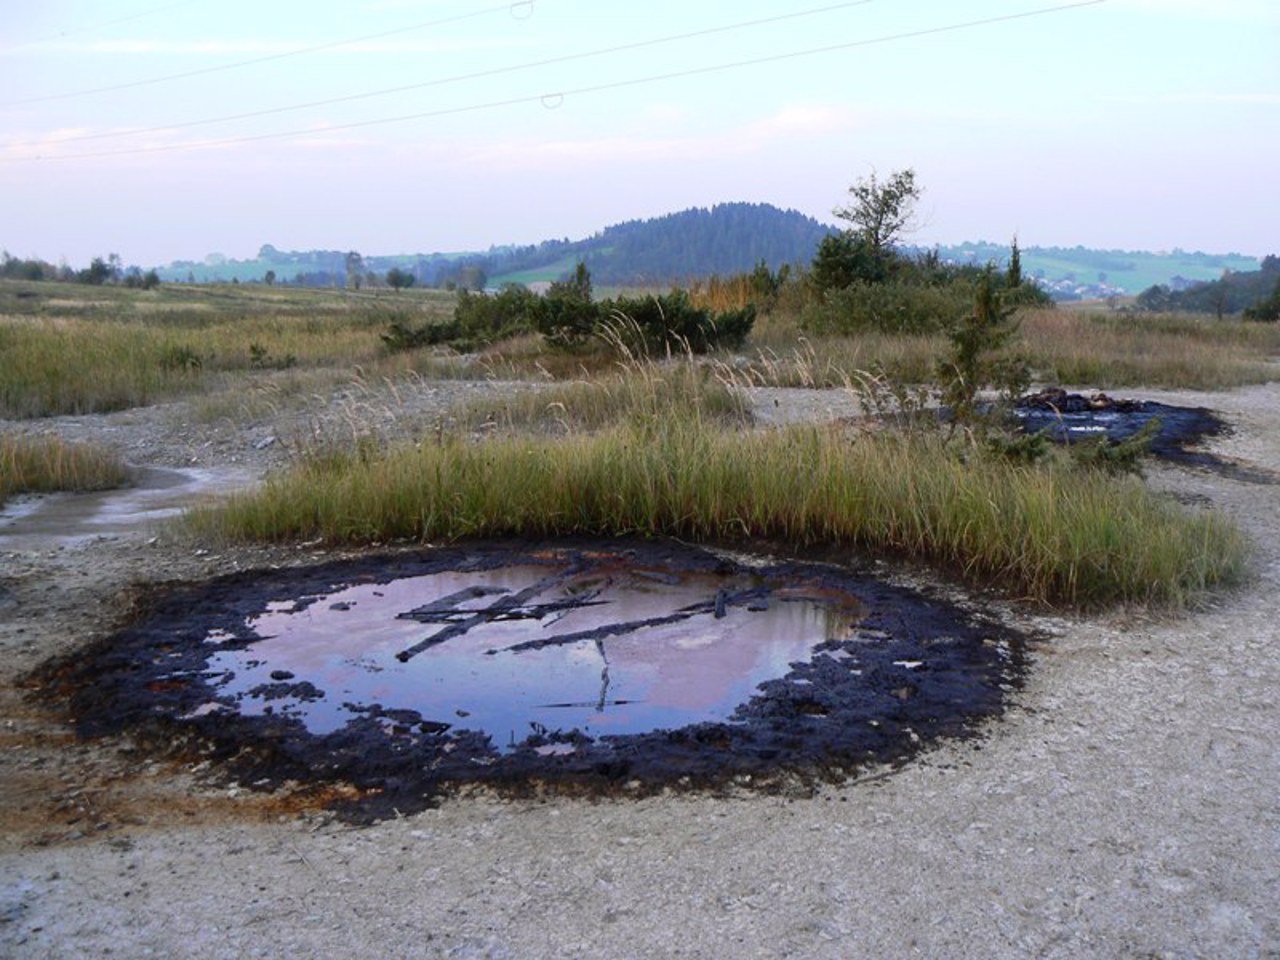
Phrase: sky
[{"left": 1, "top": 0, "right": 1277, "bottom": 268}]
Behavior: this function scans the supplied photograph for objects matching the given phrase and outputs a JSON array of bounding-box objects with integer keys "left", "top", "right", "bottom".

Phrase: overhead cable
[
  {"left": 11, "top": 1, "right": 1108, "bottom": 163},
  {"left": 9, "top": 0, "right": 875, "bottom": 144},
  {"left": 1, "top": 1, "right": 536, "bottom": 107}
]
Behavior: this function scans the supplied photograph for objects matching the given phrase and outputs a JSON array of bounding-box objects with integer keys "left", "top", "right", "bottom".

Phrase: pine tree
[{"left": 1007, "top": 236, "right": 1023, "bottom": 288}]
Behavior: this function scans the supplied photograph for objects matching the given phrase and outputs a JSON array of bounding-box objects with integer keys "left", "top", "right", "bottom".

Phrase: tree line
[
  {"left": 1136, "top": 255, "right": 1280, "bottom": 319},
  {"left": 1, "top": 251, "right": 160, "bottom": 288}
]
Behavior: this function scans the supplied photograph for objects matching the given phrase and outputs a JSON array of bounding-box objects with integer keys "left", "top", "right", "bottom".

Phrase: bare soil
[{"left": 2, "top": 378, "right": 1278, "bottom": 959}]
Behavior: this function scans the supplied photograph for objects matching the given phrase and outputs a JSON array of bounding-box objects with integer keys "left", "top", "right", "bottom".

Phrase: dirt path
[{"left": 2, "top": 381, "right": 1278, "bottom": 958}]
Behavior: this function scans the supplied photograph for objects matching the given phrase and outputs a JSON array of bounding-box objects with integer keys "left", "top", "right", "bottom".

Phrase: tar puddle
[
  {"left": 1012, "top": 387, "right": 1277, "bottom": 482},
  {"left": 54, "top": 540, "right": 1028, "bottom": 820},
  {"left": 208, "top": 562, "right": 858, "bottom": 748}
]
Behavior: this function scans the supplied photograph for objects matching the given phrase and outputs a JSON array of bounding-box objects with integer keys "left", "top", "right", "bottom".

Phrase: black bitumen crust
[{"left": 38, "top": 539, "right": 1029, "bottom": 822}]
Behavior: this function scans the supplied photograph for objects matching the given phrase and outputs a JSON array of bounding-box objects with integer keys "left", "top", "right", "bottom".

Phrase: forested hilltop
[
  {"left": 122, "top": 203, "right": 1260, "bottom": 297},
  {"left": 157, "top": 203, "right": 833, "bottom": 289}
]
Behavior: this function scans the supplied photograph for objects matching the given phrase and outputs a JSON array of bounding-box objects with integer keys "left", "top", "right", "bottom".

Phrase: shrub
[
  {"left": 533, "top": 264, "right": 599, "bottom": 349},
  {"left": 600, "top": 290, "right": 755, "bottom": 356},
  {"left": 1067, "top": 418, "right": 1160, "bottom": 476},
  {"left": 380, "top": 316, "right": 461, "bottom": 352},
  {"left": 1243, "top": 280, "right": 1280, "bottom": 322},
  {"left": 248, "top": 342, "right": 297, "bottom": 370},
  {"left": 385, "top": 267, "right": 415, "bottom": 292},
  {"left": 801, "top": 279, "right": 973, "bottom": 335},
  {"left": 453, "top": 286, "right": 540, "bottom": 346},
  {"left": 810, "top": 232, "right": 888, "bottom": 292},
  {"left": 441, "top": 265, "right": 757, "bottom": 357},
  {"left": 1000, "top": 280, "right": 1054, "bottom": 308},
  {"left": 936, "top": 267, "right": 1028, "bottom": 433}
]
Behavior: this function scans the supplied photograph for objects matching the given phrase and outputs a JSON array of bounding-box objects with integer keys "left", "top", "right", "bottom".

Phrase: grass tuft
[
  {"left": 188, "top": 419, "right": 1247, "bottom": 610},
  {"left": 0, "top": 433, "right": 131, "bottom": 505},
  {"left": 447, "top": 358, "right": 749, "bottom": 435}
]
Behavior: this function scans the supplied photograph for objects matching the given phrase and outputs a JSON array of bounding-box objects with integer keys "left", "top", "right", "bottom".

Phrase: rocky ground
[{"left": 1, "top": 378, "right": 1277, "bottom": 959}]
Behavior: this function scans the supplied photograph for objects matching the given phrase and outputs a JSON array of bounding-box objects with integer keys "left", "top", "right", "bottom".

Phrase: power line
[
  {"left": 11, "top": 1, "right": 1108, "bottom": 164},
  {"left": 0, "top": 1, "right": 536, "bottom": 107},
  {"left": 15, "top": 0, "right": 877, "bottom": 147}
]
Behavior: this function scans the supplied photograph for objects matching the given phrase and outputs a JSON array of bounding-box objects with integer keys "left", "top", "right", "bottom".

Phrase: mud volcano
[{"left": 56, "top": 540, "right": 1026, "bottom": 819}]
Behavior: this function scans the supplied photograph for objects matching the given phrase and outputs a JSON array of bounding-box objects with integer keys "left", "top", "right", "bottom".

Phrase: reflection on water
[
  {"left": 0, "top": 465, "right": 257, "bottom": 549},
  {"left": 202, "top": 562, "right": 864, "bottom": 750}
]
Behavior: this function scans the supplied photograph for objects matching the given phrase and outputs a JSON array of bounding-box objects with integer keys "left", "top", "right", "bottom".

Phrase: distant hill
[
  {"left": 155, "top": 203, "right": 832, "bottom": 289},
  {"left": 154, "top": 204, "right": 1262, "bottom": 298},
  {"left": 504, "top": 202, "right": 835, "bottom": 287}
]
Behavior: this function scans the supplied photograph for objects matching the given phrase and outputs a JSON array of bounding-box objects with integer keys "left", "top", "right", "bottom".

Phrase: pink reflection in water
[{"left": 205, "top": 562, "right": 863, "bottom": 749}]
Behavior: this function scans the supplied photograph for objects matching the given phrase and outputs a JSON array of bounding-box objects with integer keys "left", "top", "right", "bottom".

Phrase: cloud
[
  {"left": 739, "top": 105, "right": 856, "bottom": 141},
  {"left": 1112, "top": 0, "right": 1280, "bottom": 20},
  {"left": 25, "top": 37, "right": 531, "bottom": 56},
  {"left": 0, "top": 127, "right": 98, "bottom": 161},
  {"left": 1102, "top": 92, "right": 1280, "bottom": 106},
  {"left": 468, "top": 103, "right": 859, "bottom": 171}
]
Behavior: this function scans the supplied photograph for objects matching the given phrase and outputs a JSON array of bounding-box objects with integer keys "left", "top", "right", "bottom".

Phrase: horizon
[
  {"left": 157, "top": 203, "right": 1264, "bottom": 272},
  {"left": 3, "top": 1, "right": 1277, "bottom": 266}
]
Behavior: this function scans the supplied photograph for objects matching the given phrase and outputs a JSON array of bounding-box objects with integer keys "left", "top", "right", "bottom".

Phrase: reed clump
[
  {"left": 189, "top": 414, "right": 1247, "bottom": 609},
  {"left": 0, "top": 433, "right": 130, "bottom": 505}
]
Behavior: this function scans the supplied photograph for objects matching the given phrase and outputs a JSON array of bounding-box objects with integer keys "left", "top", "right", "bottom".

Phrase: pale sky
[{"left": 2, "top": 0, "right": 1277, "bottom": 268}]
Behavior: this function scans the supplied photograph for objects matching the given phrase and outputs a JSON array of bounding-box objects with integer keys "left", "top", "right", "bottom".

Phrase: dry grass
[
  {"left": 0, "top": 280, "right": 460, "bottom": 418},
  {"left": 1018, "top": 308, "right": 1280, "bottom": 389},
  {"left": 447, "top": 355, "right": 749, "bottom": 435},
  {"left": 188, "top": 415, "right": 1246, "bottom": 609},
  {"left": 715, "top": 315, "right": 943, "bottom": 388},
  {"left": 6, "top": 283, "right": 1264, "bottom": 611},
  {"left": 0, "top": 433, "right": 130, "bottom": 505}
]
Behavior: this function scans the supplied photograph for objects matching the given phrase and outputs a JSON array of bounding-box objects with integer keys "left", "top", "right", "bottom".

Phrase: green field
[{"left": 935, "top": 242, "right": 1260, "bottom": 295}]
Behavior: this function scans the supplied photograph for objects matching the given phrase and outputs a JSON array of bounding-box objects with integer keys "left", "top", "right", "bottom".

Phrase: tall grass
[
  {"left": 188, "top": 417, "right": 1247, "bottom": 609},
  {"left": 731, "top": 308, "right": 1280, "bottom": 392},
  {"left": 1019, "top": 308, "right": 1280, "bottom": 389},
  {"left": 0, "top": 433, "right": 130, "bottom": 505},
  {"left": 1, "top": 319, "right": 204, "bottom": 416},
  {"left": 686, "top": 274, "right": 757, "bottom": 313},
  {"left": 0, "top": 314, "right": 403, "bottom": 418},
  {"left": 0, "top": 278, "right": 458, "bottom": 322},
  {"left": 716, "top": 332, "right": 943, "bottom": 389},
  {"left": 8, "top": 284, "right": 1276, "bottom": 422},
  {"left": 448, "top": 356, "right": 749, "bottom": 434},
  {"left": 0, "top": 280, "right": 461, "bottom": 417}
]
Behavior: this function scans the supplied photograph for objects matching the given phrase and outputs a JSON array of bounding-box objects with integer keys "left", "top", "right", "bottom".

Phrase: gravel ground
[{"left": 1, "top": 378, "right": 1278, "bottom": 959}]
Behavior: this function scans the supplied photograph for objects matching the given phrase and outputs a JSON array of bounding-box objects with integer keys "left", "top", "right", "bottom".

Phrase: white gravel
[{"left": 2, "top": 378, "right": 1278, "bottom": 959}]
